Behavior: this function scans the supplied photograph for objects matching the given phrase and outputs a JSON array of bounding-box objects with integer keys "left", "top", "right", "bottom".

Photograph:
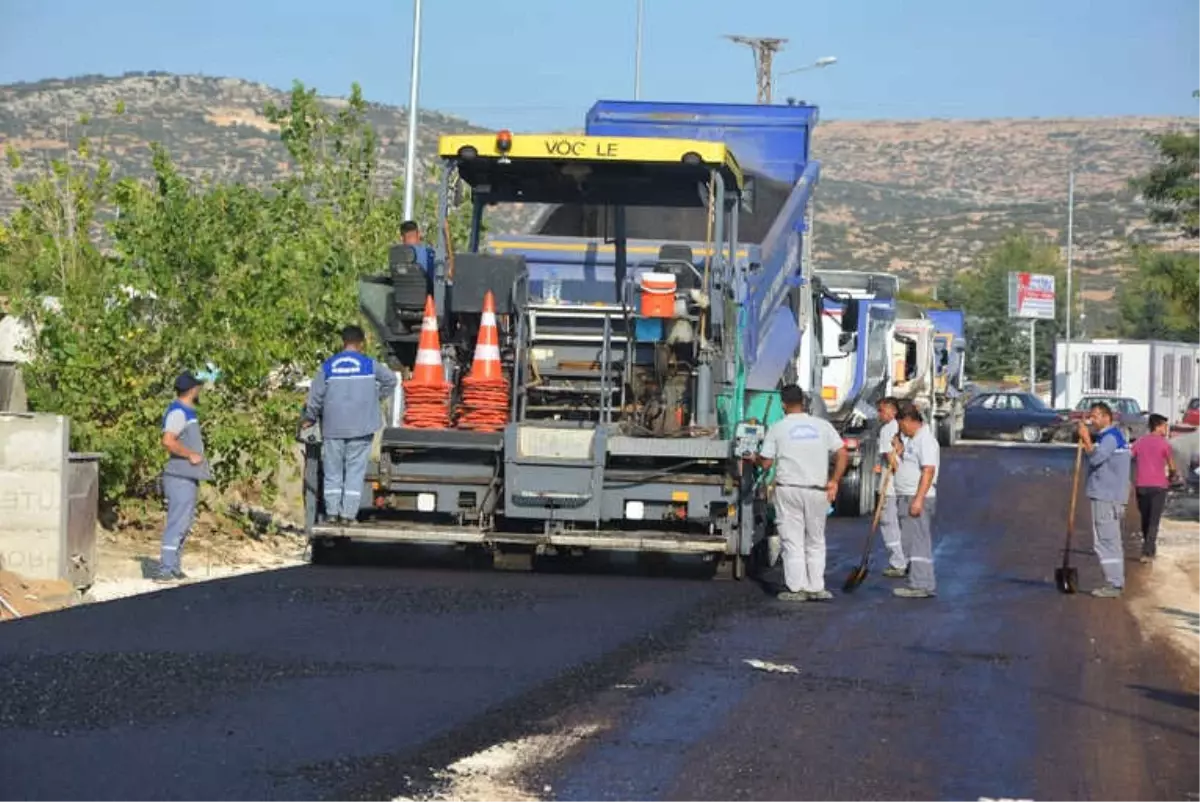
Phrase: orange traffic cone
[
  {"left": 456, "top": 291, "right": 510, "bottom": 432},
  {"left": 403, "top": 295, "right": 451, "bottom": 429}
]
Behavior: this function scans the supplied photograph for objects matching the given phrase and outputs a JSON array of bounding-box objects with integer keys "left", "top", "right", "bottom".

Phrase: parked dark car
[
  {"left": 961, "top": 391, "right": 1068, "bottom": 443},
  {"left": 1062, "top": 396, "right": 1149, "bottom": 442}
]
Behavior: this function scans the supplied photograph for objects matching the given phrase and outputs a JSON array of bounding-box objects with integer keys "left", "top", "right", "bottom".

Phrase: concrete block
[
  {"left": 0, "top": 364, "right": 28, "bottom": 413},
  {"left": 0, "top": 414, "right": 68, "bottom": 581}
]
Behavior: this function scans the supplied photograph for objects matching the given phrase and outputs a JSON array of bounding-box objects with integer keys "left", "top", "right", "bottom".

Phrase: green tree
[
  {"left": 1117, "top": 114, "right": 1200, "bottom": 341},
  {"left": 1117, "top": 245, "right": 1199, "bottom": 342},
  {"left": 1, "top": 81, "right": 475, "bottom": 511},
  {"left": 943, "top": 233, "right": 1075, "bottom": 381},
  {"left": 1129, "top": 127, "right": 1200, "bottom": 237}
]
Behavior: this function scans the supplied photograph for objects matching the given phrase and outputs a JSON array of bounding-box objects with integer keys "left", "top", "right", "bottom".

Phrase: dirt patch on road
[{"left": 1128, "top": 494, "right": 1200, "bottom": 690}]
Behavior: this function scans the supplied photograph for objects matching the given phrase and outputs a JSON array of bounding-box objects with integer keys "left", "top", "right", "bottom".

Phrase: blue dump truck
[
  {"left": 306, "top": 100, "right": 855, "bottom": 577},
  {"left": 812, "top": 270, "right": 900, "bottom": 516}
]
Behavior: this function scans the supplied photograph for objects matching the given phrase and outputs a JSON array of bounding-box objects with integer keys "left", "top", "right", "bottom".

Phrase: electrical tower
[{"left": 726, "top": 35, "right": 788, "bottom": 104}]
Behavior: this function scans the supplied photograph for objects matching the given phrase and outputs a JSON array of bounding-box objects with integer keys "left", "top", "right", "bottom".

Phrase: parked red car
[{"left": 1182, "top": 397, "right": 1199, "bottom": 429}]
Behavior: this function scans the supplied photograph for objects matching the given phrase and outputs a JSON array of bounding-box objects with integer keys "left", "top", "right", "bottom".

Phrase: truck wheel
[
  {"left": 937, "top": 416, "right": 956, "bottom": 447},
  {"left": 857, "top": 440, "right": 879, "bottom": 517},
  {"left": 836, "top": 468, "right": 862, "bottom": 517}
]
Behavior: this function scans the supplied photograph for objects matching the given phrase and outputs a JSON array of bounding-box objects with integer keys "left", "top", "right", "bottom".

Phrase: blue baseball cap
[{"left": 174, "top": 372, "right": 201, "bottom": 394}]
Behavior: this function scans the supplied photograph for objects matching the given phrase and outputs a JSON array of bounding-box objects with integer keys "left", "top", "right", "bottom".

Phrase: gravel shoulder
[{"left": 1128, "top": 493, "right": 1200, "bottom": 690}]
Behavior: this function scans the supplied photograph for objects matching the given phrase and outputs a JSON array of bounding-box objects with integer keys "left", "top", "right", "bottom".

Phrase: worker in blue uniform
[
  {"left": 1077, "top": 401, "right": 1132, "bottom": 598},
  {"left": 155, "top": 372, "right": 212, "bottom": 582},
  {"left": 303, "top": 325, "right": 398, "bottom": 526},
  {"left": 400, "top": 220, "right": 435, "bottom": 278}
]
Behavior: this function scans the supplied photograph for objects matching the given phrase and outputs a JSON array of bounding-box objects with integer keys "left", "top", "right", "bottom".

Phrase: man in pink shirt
[{"left": 1131, "top": 414, "right": 1178, "bottom": 564}]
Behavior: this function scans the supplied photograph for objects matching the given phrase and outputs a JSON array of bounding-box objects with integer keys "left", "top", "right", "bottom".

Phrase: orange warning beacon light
[{"left": 496, "top": 129, "right": 513, "bottom": 154}]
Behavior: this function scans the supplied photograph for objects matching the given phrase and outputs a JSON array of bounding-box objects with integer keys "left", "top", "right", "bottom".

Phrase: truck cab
[{"left": 814, "top": 270, "right": 898, "bottom": 516}]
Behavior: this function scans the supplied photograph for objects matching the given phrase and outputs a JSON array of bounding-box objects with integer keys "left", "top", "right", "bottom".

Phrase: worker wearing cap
[
  {"left": 1077, "top": 401, "right": 1132, "bottom": 598},
  {"left": 756, "top": 384, "right": 849, "bottom": 601},
  {"left": 155, "top": 372, "right": 211, "bottom": 582},
  {"left": 891, "top": 401, "right": 940, "bottom": 599},
  {"left": 876, "top": 396, "right": 907, "bottom": 578},
  {"left": 303, "top": 325, "right": 397, "bottom": 526}
]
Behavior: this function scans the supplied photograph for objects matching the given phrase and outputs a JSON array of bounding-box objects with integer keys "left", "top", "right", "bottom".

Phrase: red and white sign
[{"left": 1008, "top": 272, "right": 1056, "bottom": 320}]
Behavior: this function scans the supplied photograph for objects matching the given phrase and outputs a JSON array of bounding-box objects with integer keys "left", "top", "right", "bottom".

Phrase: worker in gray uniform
[
  {"left": 303, "top": 325, "right": 398, "bottom": 526},
  {"left": 891, "top": 401, "right": 940, "bottom": 599},
  {"left": 1077, "top": 401, "right": 1132, "bottom": 598},
  {"left": 155, "top": 372, "right": 212, "bottom": 582},
  {"left": 876, "top": 396, "right": 907, "bottom": 578},
  {"left": 756, "top": 384, "right": 849, "bottom": 602}
]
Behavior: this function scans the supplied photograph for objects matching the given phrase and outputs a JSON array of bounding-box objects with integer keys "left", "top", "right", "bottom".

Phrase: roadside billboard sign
[{"left": 1007, "top": 272, "right": 1056, "bottom": 320}]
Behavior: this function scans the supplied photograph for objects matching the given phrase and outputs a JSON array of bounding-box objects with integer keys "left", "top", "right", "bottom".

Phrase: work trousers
[
  {"left": 1135, "top": 487, "right": 1167, "bottom": 558},
  {"left": 160, "top": 475, "right": 198, "bottom": 574},
  {"left": 1091, "top": 499, "right": 1126, "bottom": 589},
  {"left": 897, "top": 495, "right": 937, "bottom": 592},
  {"left": 879, "top": 493, "right": 906, "bottom": 570},
  {"left": 323, "top": 435, "right": 373, "bottom": 522},
  {"left": 773, "top": 486, "right": 830, "bottom": 594}
]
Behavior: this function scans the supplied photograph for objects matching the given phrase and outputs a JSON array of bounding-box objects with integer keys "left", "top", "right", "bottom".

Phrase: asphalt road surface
[{"left": 1, "top": 446, "right": 1197, "bottom": 801}]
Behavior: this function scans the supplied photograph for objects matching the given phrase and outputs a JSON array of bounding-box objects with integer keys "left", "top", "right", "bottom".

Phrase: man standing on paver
[
  {"left": 1078, "top": 401, "right": 1133, "bottom": 597},
  {"left": 892, "top": 401, "right": 940, "bottom": 599},
  {"left": 155, "top": 372, "right": 211, "bottom": 582},
  {"left": 1131, "top": 413, "right": 1178, "bottom": 565},
  {"left": 303, "top": 325, "right": 398, "bottom": 526},
  {"left": 876, "top": 396, "right": 907, "bottom": 578},
  {"left": 756, "top": 384, "right": 849, "bottom": 602}
]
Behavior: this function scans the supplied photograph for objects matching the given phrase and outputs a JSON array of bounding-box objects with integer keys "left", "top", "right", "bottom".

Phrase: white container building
[{"left": 1053, "top": 338, "right": 1200, "bottom": 424}]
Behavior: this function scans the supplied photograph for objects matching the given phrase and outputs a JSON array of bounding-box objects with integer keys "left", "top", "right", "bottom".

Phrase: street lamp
[
  {"left": 402, "top": 0, "right": 423, "bottom": 221},
  {"left": 776, "top": 56, "right": 837, "bottom": 80}
]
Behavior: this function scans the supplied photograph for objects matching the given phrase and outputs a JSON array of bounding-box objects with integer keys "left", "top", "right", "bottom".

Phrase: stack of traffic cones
[
  {"left": 456, "top": 290, "right": 510, "bottom": 432},
  {"left": 403, "top": 296, "right": 451, "bottom": 429}
]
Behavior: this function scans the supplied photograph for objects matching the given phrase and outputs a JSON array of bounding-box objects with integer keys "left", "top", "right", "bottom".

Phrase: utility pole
[
  {"left": 1064, "top": 169, "right": 1075, "bottom": 408},
  {"left": 634, "top": 0, "right": 644, "bottom": 100},
  {"left": 726, "top": 35, "right": 788, "bottom": 104},
  {"left": 402, "top": 0, "right": 423, "bottom": 221}
]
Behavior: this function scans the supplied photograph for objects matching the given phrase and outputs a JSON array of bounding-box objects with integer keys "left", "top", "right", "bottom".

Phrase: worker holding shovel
[
  {"left": 876, "top": 397, "right": 907, "bottom": 578},
  {"left": 892, "top": 402, "right": 940, "bottom": 599},
  {"left": 1077, "top": 401, "right": 1132, "bottom": 598}
]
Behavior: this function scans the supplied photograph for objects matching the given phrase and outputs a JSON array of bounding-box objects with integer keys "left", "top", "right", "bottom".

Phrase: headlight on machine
[
  {"left": 417, "top": 493, "right": 436, "bottom": 513},
  {"left": 624, "top": 501, "right": 645, "bottom": 520}
]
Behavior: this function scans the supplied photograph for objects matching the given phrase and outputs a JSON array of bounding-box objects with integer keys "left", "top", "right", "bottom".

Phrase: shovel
[
  {"left": 1055, "top": 442, "right": 1084, "bottom": 594},
  {"left": 843, "top": 467, "right": 892, "bottom": 593}
]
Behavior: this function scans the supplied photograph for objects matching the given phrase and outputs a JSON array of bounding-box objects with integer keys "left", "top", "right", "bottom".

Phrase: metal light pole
[
  {"left": 402, "top": 0, "right": 423, "bottom": 221},
  {"left": 634, "top": 0, "right": 644, "bottom": 99},
  {"left": 1064, "top": 169, "right": 1075, "bottom": 407}
]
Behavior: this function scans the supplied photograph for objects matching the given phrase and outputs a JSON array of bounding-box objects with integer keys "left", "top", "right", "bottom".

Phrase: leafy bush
[{"left": 0, "top": 81, "right": 473, "bottom": 510}]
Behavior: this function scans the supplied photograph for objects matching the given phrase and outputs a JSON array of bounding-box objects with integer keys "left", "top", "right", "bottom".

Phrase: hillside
[{"left": 1, "top": 73, "right": 1195, "bottom": 311}]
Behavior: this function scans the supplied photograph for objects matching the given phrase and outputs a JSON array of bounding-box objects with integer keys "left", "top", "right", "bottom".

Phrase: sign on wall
[{"left": 1007, "top": 272, "right": 1056, "bottom": 320}]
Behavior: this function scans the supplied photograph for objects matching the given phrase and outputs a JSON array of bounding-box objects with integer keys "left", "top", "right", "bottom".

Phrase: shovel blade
[
  {"left": 1055, "top": 566, "right": 1079, "bottom": 594},
  {"left": 842, "top": 565, "right": 868, "bottom": 593}
]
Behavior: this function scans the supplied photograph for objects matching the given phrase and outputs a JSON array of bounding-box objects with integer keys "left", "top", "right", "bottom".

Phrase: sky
[{"left": 1, "top": 0, "right": 1197, "bottom": 130}]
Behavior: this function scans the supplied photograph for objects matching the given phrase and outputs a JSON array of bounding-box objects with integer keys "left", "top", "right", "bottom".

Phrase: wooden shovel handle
[
  {"left": 1064, "top": 441, "right": 1084, "bottom": 560},
  {"left": 871, "top": 468, "right": 892, "bottom": 532},
  {"left": 857, "top": 467, "right": 892, "bottom": 564}
]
